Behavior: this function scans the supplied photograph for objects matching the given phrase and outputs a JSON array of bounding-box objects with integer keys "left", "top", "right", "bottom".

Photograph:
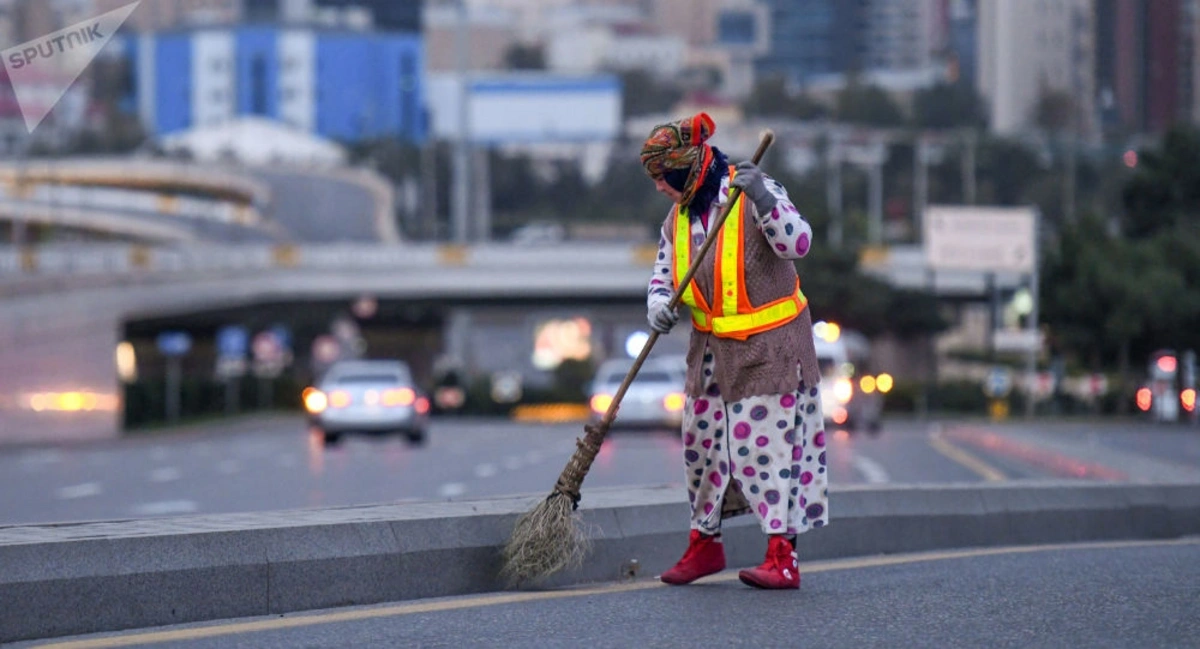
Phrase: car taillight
[
  {"left": 1182, "top": 388, "right": 1196, "bottom": 413},
  {"left": 415, "top": 396, "right": 430, "bottom": 415},
  {"left": 302, "top": 387, "right": 327, "bottom": 414},
  {"left": 383, "top": 387, "right": 416, "bottom": 407},
  {"left": 1136, "top": 387, "right": 1152, "bottom": 412}
]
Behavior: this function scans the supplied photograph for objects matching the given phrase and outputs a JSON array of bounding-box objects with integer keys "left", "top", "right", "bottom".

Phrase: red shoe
[
  {"left": 738, "top": 535, "right": 800, "bottom": 589},
  {"left": 660, "top": 530, "right": 726, "bottom": 585}
]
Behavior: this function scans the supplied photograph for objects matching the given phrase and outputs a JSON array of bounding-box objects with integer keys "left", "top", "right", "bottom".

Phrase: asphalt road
[
  {"left": 252, "top": 169, "right": 380, "bottom": 242},
  {"left": 15, "top": 538, "right": 1200, "bottom": 649},
  {"left": 3, "top": 415, "right": 1199, "bottom": 526}
]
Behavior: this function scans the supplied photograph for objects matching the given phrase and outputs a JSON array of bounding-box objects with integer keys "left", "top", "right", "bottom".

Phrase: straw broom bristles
[
  {"left": 500, "top": 490, "right": 590, "bottom": 585},
  {"left": 500, "top": 424, "right": 605, "bottom": 585}
]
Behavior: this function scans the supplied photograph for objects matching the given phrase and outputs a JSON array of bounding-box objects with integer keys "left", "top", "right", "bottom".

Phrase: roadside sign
[
  {"left": 983, "top": 366, "right": 1013, "bottom": 398},
  {"left": 312, "top": 335, "right": 341, "bottom": 364},
  {"left": 252, "top": 331, "right": 282, "bottom": 363},
  {"left": 923, "top": 206, "right": 1036, "bottom": 273},
  {"left": 216, "top": 326, "right": 248, "bottom": 358},
  {"left": 252, "top": 331, "right": 288, "bottom": 379},
  {"left": 156, "top": 331, "right": 192, "bottom": 357}
]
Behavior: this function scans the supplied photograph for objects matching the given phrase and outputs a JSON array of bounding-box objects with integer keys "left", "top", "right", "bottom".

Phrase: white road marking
[
  {"left": 852, "top": 454, "right": 890, "bottom": 484},
  {"left": 149, "top": 467, "right": 182, "bottom": 483},
  {"left": 438, "top": 482, "right": 466, "bottom": 498},
  {"left": 57, "top": 482, "right": 102, "bottom": 499},
  {"left": 20, "top": 449, "right": 62, "bottom": 468},
  {"left": 130, "top": 500, "right": 199, "bottom": 516},
  {"left": 502, "top": 456, "right": 523, "bottom": 471},
  {"left": 216, "top": 459, "right": 241, "bottom": 474},
  {"left": 474, "top": 464, "right": 498, "bottom": 478}
]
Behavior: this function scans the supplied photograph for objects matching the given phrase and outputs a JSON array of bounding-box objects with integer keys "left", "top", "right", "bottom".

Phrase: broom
[{"left": 500, "top": 129, "right": 776, "bottom": 585}]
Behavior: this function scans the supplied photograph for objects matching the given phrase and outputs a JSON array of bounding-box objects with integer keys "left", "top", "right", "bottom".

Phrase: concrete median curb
[{"left": 2, "top": 480, "right": 1199, "bottom": 643}]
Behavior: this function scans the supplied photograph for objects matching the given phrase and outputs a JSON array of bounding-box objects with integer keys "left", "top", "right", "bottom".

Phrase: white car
[
  {"left": 588, "top": 357, "right": 687, "bottom": 429},
  {"left": 303, "top": 360, "right": 430, "bottom": 446},
  {"left": 814, "top": 327, "right": 886, "bottom": 433}
]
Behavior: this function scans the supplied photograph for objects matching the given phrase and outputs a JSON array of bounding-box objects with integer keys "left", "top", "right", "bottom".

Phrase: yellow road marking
[
  {"left": 33, "top": 537, "right": 1199, "bottom": 648},
  {"left": 928, "top": 431, "right": 1007, "bottom": 481}
]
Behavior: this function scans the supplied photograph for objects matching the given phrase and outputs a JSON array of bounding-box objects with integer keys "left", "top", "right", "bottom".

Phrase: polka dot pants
[{"left": 681, "top": 348, "right": 829, "bottom": 536}]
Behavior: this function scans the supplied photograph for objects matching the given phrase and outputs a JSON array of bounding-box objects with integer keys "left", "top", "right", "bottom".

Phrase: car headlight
[
  {"left": 834, "top": 378, "right": 853, "bottom": 404},
  {"left": 590, "top": 393, "right": 613, "bottom": 414},
  {"left": 382, "top": 387, "right": 416, "bottom": 407},
  {"left": 303, "top": 387, "right": 328, "bottom": 414},
  {"left": 662, "top": 392, "right": 685, "bottom": 412}
]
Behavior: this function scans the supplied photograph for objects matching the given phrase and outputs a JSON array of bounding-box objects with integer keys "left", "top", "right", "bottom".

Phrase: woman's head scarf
[{"left": 640, "top": 112, "right": 717, "bottom": 207}]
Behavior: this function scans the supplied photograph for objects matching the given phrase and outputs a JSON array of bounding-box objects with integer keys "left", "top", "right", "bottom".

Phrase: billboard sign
[{"left": 923, "top": 206, "right": 1036, "bottom": 274}]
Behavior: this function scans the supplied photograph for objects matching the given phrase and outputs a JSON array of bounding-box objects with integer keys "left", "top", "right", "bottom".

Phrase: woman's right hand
[{"left": 649, "top": 303, "right": 679, "bottom": 334}]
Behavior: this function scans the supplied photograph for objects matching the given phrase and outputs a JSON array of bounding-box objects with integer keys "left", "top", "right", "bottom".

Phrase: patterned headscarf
[{"left": 640, "top": 112, "right": 717, "bottom": 206}]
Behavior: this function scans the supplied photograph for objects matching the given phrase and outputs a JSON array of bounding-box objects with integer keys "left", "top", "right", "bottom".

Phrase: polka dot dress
[{"left": 681, "top": 345, "right": 829, "bottom": 536}]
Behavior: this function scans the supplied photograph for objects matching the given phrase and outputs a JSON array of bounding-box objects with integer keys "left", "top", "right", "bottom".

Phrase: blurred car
[
  {"left": 814, "top": 323, "right": 888, "bottom": 434},
  {"left": 303, "top": 359, "right": 430, "bottom": 446},
  {"left": 589, "top": 356, "right": 687, "bottom": 429}
]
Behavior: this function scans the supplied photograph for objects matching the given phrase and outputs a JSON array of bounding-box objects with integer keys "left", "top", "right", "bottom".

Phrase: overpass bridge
[{"left": 0, "top": 241, "right": 1024, "bottom": 445}]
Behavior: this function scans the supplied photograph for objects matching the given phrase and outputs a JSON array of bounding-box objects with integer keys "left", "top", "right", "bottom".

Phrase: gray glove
[
  {"left": 732, "top": 160, "right": 777, "bottom": 216},
  {"left": 648, "top": 303, "right": 679, "bottom": 334}
]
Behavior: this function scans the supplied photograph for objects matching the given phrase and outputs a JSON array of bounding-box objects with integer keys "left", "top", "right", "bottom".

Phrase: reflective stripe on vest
[{"left": 673, "top": 170, "right": 807, "bottom": 341}]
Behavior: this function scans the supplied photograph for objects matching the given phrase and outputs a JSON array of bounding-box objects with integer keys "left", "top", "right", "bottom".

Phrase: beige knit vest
[{"left": 666, "top": 203, "right": 821, "bottom": 402}]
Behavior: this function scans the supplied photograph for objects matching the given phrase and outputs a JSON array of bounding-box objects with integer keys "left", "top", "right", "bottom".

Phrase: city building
[
  {"left": 977, "top": 0, "right": 1096, "bottom": 136},
  {"left": 1095, "top": 0, "right": 1200, "bottom": 134},
  {"left": 753, "top": 0, "right": 949, "bottom": 88},
  {"left": 93, "top": 0, "right": 242, "bottom": 31},
  {"left": 947, "top": 0, "right": 977, "bottom": 85},
  {"left": 126, "top": 25, "right": 425, "bottom": 143},
  {"left": 244, "top": 0, "right": 422, "bottom": 32}
]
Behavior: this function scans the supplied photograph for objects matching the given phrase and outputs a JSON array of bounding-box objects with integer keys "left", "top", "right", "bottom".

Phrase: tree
[
  {"left": 911, "top": 82, "right": 987, "bottom": 130},
  {"left": 1031, "top": 87, "right": 1076, "bottom": 133},
  {"left": 744, "top": 75, "right": 828, "bottom": 120},
  {"left": 798, "top": 246, "right": 946, "bottom": 339},
  {"left": 503, "top": 44, "right": 546, "bottom": 70},
  {"left": 617, "top": 70, "right": 684, "bottom": 118},
  {"left": 1121, "top": 126, "right": 1200, "bottom": 238},
  {"left": 835, "top": 81, "right": 907, "bottom": 127}
]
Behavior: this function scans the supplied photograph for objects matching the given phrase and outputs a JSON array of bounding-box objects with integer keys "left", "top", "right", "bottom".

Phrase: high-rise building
[
  {"left": 1095, "top": 0, "right": 1198, "bottom": 134},
  {"left": 127, "top": 25, "right": 425, "bottom": 142},
  {"left": 754, "top": 0, "right": 867, "bottom": 84},
  {"left": 864, "top": 0, "right": 945, "bottom": 72},
  {"left": 948, "top": 0, "right": 977, "bottom": 84},
  {"left": 977, "top": 0, "right": 1096, "bottom": 135}
]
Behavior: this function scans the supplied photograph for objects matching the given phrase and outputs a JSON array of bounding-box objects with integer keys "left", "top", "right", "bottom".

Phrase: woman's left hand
[{"left": 731, "top": 161, "right": 778, "bottom": 216}]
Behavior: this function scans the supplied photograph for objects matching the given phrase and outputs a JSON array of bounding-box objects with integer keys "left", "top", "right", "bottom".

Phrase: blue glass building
[
  {"left": 754, "top": 0, "right": 868, "bottom": 85},
  {"left": 125, "top": 26, "right": 425, "bottom": 143}
]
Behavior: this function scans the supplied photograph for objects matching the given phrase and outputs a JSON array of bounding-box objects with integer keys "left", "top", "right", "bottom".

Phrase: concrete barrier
[{"left": 2, "top": 481, "right": 1199, "bottom": 643}]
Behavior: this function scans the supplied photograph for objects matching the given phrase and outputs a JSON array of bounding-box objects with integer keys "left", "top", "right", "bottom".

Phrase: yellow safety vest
[{"left": 673, "top": 170, "right": 807, "bottom": 341}]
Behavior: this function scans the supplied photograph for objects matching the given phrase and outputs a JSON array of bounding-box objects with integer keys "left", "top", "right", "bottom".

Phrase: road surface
[{"left": 3, "top": 416, "right": 1198, "bottom": 526}]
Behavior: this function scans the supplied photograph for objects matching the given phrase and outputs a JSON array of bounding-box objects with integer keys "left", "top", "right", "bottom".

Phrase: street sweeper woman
[{"left": 641, "top": 112, "right": 828, "bottom": 589}]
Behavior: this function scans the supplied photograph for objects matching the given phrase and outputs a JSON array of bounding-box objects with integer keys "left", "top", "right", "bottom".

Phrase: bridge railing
[{"left": 0, "top": 242, "right": 661, "bottom": 282}]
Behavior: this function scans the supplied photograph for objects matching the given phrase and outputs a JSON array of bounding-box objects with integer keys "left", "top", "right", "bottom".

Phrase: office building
[{"left": 127, "top": 25, "right": 425, "bottom": 142}]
